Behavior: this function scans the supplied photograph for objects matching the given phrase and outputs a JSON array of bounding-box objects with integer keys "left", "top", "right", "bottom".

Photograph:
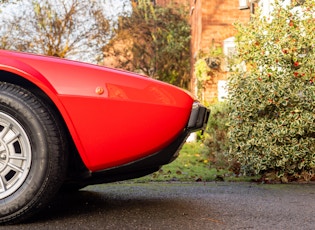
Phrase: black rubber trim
[{"left": 187, "top": 102, "right": 210, "bottom": 131}]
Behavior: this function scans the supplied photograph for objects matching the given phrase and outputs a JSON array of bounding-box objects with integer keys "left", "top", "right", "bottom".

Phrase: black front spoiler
[{"left": 70, "top": 102, "right": 210, "bottom": 185}]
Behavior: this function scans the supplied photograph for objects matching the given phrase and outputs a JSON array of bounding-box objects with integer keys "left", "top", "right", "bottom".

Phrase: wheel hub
[
  {"left": 0, "top": 142, "right": 9, "bottom": 171},
  {"left": 0, "top": 153, "right": 7, "bottom": 160},
  {"left": 0, "top": 112, "right": 32, "bottom": 199}
]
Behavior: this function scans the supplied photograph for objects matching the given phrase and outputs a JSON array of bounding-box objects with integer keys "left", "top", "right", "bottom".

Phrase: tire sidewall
[{"left": 0, "top": 89, "right": 52, "bottom": 219}]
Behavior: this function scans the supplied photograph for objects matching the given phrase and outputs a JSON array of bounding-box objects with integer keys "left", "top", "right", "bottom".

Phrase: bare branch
[{"left": 0, "top": 0, "right": 120, "bottom": 63}]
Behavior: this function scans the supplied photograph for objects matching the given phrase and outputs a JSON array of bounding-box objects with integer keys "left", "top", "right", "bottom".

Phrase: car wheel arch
[{"left": 0, "top": 69, "right": 90, "bottom": 176}]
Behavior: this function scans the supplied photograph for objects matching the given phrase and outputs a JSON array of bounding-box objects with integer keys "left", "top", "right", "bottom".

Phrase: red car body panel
[{"left": 0, "top": 50, "right": 195, "bottom": 171}]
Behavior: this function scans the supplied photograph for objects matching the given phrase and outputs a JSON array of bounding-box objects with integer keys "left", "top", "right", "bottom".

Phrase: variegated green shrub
[{"left": 228, "top": 0, "right": 315, "bottom": 181}]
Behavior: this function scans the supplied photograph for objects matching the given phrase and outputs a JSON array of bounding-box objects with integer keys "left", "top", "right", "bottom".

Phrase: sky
[
  {"left": 0, "top": 0, "right": 132, "bottom": 63},
  {"left": 1, "top": 0, "right": 132, "bottom": 20}
]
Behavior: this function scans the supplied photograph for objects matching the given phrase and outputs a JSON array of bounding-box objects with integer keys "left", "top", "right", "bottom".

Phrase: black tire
[{"left": 0, "top": 82, "right": 67, "bottom": 224}]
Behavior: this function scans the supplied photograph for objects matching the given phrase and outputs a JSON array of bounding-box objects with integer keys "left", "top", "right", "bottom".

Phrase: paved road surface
[{"left": 2, "top": 182, "right": 315, "bottom": 229}]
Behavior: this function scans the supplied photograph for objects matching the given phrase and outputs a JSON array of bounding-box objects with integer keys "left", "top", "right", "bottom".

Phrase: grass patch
[{"left": 133, "top": 142, "right": 232, "bottom": 182}]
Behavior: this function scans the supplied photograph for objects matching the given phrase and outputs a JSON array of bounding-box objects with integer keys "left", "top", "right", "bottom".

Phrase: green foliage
[
  {"left": 104, "top": 1, "right": 191, "bottom": 89},
  {"left": 228, "top": 0, "right": 315, "bottom": 182},
  {"left": 194, "top": 59, "right": 210, "bottom": 82},
  {"left": 202, "top": 102, "right": 231, "bottom": 170},
  {"left": 194, "top": 46, "right": 223, "bottom": 82},
  {"left": 194, "top": 46, "right": 223, "bottom": 102}
]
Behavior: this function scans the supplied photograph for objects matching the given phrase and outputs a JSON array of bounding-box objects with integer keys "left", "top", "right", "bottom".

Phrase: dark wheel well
[
  {"left": 0, "top": 70, "right": 58, "bottom": 113},
  {"left": 0, "top": 70, "right": 89, "bottom": 180}
]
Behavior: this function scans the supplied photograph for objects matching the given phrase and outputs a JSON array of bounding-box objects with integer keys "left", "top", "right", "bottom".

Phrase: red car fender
[
  {"left": 0, "top": 54, "right": 91, "bottom": 168},
  {"left": 0, "top": 50, "right": 194, "bottom": 171}
]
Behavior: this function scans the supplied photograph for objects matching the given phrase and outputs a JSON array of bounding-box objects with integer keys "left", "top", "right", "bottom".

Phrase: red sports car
[{"left": 0, "top": 50, "right": 209, "bottom": 224}]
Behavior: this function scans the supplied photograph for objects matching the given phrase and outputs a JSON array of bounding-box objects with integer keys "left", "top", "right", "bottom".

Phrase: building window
[{"left": 223, "top": 37, "right": 236, "bottom": 71}]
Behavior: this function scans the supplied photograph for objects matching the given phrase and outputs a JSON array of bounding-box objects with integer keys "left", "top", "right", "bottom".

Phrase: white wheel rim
[{"left": 0, "top": 112, "right": 32, "bottom": 199}]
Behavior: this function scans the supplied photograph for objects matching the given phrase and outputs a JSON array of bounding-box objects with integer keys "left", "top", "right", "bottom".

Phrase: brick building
[
  {"left": 189, "top": 0, "right": 250, "bottom": 102},
  {"left": 189, "top": 0, "right": 250, "bottom": 54},
  {"left": 109, "top": 0, "right": 252, "bottom": 102},
  {"left": 157, "top": 0, "right": 251, "bottom": 102}
]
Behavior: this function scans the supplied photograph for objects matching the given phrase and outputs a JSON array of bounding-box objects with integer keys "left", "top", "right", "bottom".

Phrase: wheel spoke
[
  {"left": 0, "top": 124, "right": 11, "bottom": 140},
  {"left": 4, "top": 133, "right": 20, "bottom": 145},
  {"left": 7, "top": 163, "right": 23, "bottom": 173},
  {"left": 0, "top": 112, "right": 31, "bottom": 199},
  {"left": 9, "top": 155, "right": 27, "bottom": 161},
  {"left": 0, "top": 176, "right": 5, "bottom": 192}
]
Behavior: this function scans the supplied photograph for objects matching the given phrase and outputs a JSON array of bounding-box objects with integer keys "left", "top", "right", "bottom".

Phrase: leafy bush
[
  {"left": 202, "top": 102, "right": 231, "bottom": 170},
  {"left": 228, "top": 0, "right": 315, "bottom": 182},
  {"left": 194, "top": 46, "right": 223, "bottom": 101}
]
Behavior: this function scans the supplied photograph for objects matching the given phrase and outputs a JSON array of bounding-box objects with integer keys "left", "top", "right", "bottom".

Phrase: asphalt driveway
[{"left": 2, "top": 182, "right": 315, "bottom": 230}]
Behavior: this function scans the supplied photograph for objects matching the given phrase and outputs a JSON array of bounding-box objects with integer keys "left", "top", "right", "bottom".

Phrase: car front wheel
[{"left": 0, "top": 82, "right": 67, "bottom": 224}]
